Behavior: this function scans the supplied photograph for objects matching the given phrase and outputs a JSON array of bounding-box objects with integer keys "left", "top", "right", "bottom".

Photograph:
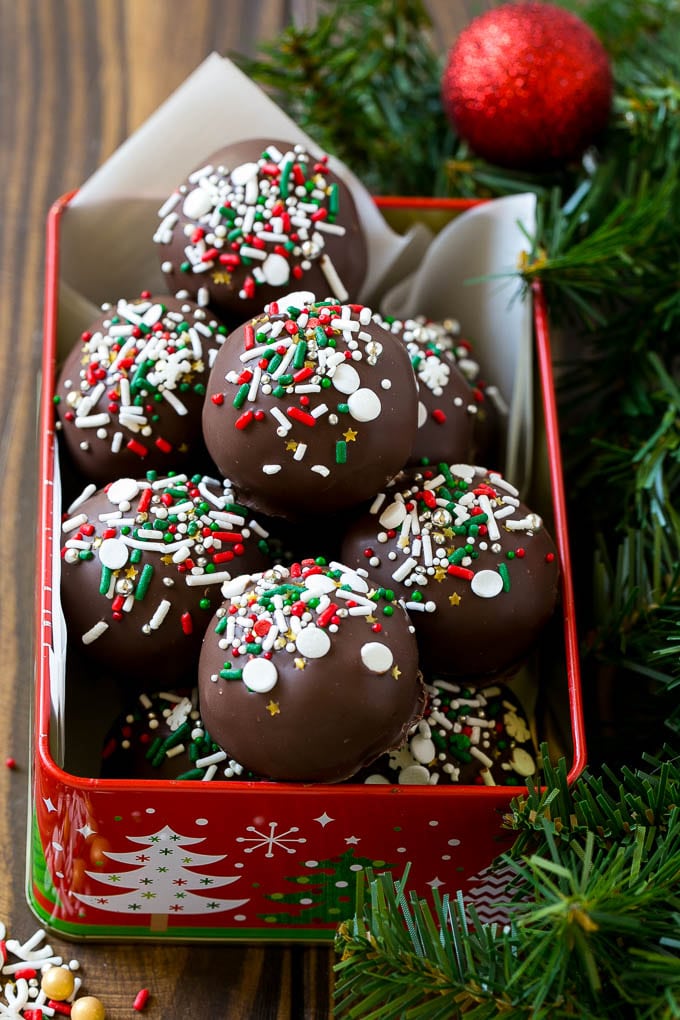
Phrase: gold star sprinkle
[
  {"left": 365, "top": 614, "right": 377, "bottom": 624},
  {"left": 434, "top": 567, "right": 447, "bottom": 582},
  {"left": 294, "top": 657, "right": 307, "bottom": 670},
  {"left": 449, "top": 592, "right": 462, "bottom": 607},
  {"left": 391, "top": 665, "right": 401, "bottom": 680},
  {"left": 125, "top": 566, "right": 139, "bottom": 580},
  {"left": 161, "top": 555, "right": 174, "bottom": 565},
  {"left": 266, "top": 701, "right": 280, "bottom": 716},
  {"left": 343, "top": 428, "right": 358, "bottom": 442},
  {"left": 212, "top": 271, "right": 231, "bottom": 285},
  {"left": 286, "top": 439, "right": 299, "bottom": 452}
]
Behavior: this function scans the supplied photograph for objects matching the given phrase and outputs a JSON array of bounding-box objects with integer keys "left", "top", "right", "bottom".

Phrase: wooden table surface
[{"left": 0, "top": 2, "right": 484, "bottom": 1017}]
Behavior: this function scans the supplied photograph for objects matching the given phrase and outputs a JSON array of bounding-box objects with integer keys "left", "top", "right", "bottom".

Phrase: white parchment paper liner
[{"left": 50, "top": 54, "right": 539, "bottom": 761}]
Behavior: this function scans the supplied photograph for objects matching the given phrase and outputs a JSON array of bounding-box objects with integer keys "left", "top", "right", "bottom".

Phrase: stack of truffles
[{"left": 55, "top": 138, "right": 559, "bottom": 788}]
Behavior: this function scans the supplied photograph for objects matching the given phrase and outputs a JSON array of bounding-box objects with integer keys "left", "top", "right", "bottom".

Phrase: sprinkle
[
  {"left": 147, "top": 599, "right": 171, "bottom": 630},
  {"left": 81, "top": 621, "right": 109, "bottom": 645},
  {"left": 133, "top": 988, "right": 150, "bottom": 1012}
]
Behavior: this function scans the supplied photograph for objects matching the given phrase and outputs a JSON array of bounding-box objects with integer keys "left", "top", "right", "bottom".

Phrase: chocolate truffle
[
  {"left": 100, "top": 689, "right": 254, "bottom": 781},
  {"left": 198, "top": 560, "right": 425, "bottom": 783},
  {"left": 60, "top": 472, "right": 277, "bottom": 688},
  {"left": 202, "top": 295, "right": 419, "bottom": 519},
  {"left": 354, "top": 679, "right": 537, "bottom": 786},
  {"left": 398, "top": 315, "right": 503, "bottom": 466},
  {"left": 154, "top": 139, "right": 368, "bottom": 321},
  {"left": 340, "top": 463, "right": 560, "bottom": 681},
  {"left": 54, "top": 294, "right": 227, "bottom": 484}
]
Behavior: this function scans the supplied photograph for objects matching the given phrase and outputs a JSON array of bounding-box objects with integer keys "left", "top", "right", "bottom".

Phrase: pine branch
[{"left": 335, "top": 750, "right": 680, "bottom": 1019}]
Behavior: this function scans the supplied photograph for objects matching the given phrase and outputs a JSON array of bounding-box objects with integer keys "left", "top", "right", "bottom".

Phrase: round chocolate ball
[
  {"left": 201, "top": 295, "right": 419, "bottom": 519},
  {"left": 153, "top": 139, "right": 368, "bottom": 321},
  {"left": 54, "top": 294, "right": 228, "bottom": 484},
  {"left": 198, "top": 560, "right": 425, "bottom": 783},
  {"left": 340, "top": 464, "right": 560, "bottom": 681},
  {"left": 60, "top": 473, "right": 278, "bottom": 688},
  {"left": 354, "top": 679, "right": 537, "bottom": 786},
  {"left": 398, "top": 315, "right": 503, "bottom": 467}
]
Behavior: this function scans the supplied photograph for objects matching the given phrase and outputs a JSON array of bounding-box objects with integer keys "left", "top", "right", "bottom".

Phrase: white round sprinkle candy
[
  {"left": 347, "top": 388, "right": 382, "bottom": 422},
  {"left": 182, "top": 189, "right": 213, "bottom": 220},
  {"left": 379, "top": 500, "right": 407, "bottom": 529},
  {"left": 230, "top": 161, "right": 259, "bottom": 186},
  {"left": 417, "top": 401, "right": 428, "bottom": 427},
  {"left": 261, "top": 253, "right": 291, "bottom": 286},
  {"left": 399, "top": 764, "right": 431, "bottom": 785},
  {"left": 509, "top": 747, "right": 536, "bottom": 777},
  {"left": 296, "top": 625, "right": 331, "bottom": 658},
  {"left": 451, "top": 464, "right": 477, "bottom": 483},
  {"left": 410, "top": 733, "right": 436, "bottom": 764},
  {"left": 360, "top": 642, "right": 393, "bottom": 674},
  {"left": 470, "top": 569, "right": 504, "bottom": 598},
  {"left": 106, "top": 478, "right": 140, "bottom": 505},
  {"left": 305, "top": 574, "right": 337, "bottom": 595},
  {"left": 242, "top": 657, "right": 278, "bottom": 694},
  {"left": 338, "top": 569, "right": 369, "bottom": 594},
  {"left": 363, "top": 774, "right": 390, "bottom": 785},
  {"left": 331, "top": 363, "right": 361, "bottom": 394},
  {"left": 98, "top": 538, "right": 129, "bottom": 571}
]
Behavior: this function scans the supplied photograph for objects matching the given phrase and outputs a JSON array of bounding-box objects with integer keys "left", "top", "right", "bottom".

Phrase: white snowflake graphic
[{"left": 236, "top": 821, "right": 307, "bottom": 858}]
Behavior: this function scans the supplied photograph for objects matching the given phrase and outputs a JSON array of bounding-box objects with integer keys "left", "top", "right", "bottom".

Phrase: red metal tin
[{"left": 27, "top": 194, "right": 585, "bottom": 942}]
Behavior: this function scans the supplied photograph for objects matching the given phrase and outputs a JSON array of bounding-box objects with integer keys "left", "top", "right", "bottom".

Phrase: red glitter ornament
[{"left": 441, "top": 2, "right": 613, "bottom": 170}]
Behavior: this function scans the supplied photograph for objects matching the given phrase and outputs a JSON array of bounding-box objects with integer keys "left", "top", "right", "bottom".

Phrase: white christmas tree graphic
[{"left": 73, "top": 824, "right": 249, "bottom": 921}]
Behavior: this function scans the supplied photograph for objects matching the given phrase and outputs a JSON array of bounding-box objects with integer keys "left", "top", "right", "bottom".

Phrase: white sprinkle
[
  {"left": 360, "top": 642, "right": 394, "bottom": 674},
  {"left": 185, "top": 571, "right": 234, "bottom": 587},
  {"left": 148, "top": 600, "right": 171, "bottom": 630},
  {"left": 262, "top": 464, "right": 282, "bottom": 475},
  {"left": 162, "top": 388, "right": 188, "bottom": 416},
  {"left": 61, "top": 513, "right": 87, "bottom": 534},
  {"left": 311, "top": 464, "right": 330, "bottom": 477},
  {"left": 293, "top": 442, "right": 307, "bottom": 461},
  {"left": 296, "top": 625, "right": 331, "bottom": 658},
  {"left": 319, "top": 254, "right": 348, "bottom": 301},
  {"left": 82, "top": 621, "right": 109, "bottom": 645},
  {"left": 242, "top": 657, "right": 279, "bottom": 693},
  {"left": 470, "top": 570, "right": 504, "bottom": 598},
  {"left": 391, "top": 556, "right": 417, "bottom": 583},
  {"left": 66, "top": 485, "right": 96, "bottom": 514}
]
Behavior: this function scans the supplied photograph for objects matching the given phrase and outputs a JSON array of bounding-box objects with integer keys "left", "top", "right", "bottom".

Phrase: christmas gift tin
[{"left": 27, "top": 187, "right": 585, "bottom": 943}]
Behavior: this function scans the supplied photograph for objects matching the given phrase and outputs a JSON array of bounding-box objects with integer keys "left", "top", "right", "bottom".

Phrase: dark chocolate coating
[
  {"left": 154, "top": 138, "right": 368, "bottom": 321},
  {"left": 55, "top": 295, "right": 227, "bottom": 484},
  {"left": 340, "top": 465, "right": 560, "bottom": 681},
  {"left": 201, "top": 298, "right": 419, "bottom": 519},
  {"left": 198, "top": 562, "right": 425, "bottom": 782},
  {"left": 60, "top": 474, "right": 277, "bottom": 688},
  {"left": 100, "top": 688, "right": 254, "bottom": 781},
  {"left": 396, "top": 316, "right": 502, "bottom": 467},
  {"left": 353, "top": 679, "right": 537, "bottom": 786}
]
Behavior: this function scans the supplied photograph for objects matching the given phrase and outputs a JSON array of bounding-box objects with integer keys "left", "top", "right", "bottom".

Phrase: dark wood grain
[{"left": 0, "top": 3, "right": 478, "bottom": 1017}]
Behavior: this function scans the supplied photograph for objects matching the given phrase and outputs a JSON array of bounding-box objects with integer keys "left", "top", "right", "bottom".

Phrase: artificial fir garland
[{"left": 236, "top": 1, "right": 680, "bottom": 1014}]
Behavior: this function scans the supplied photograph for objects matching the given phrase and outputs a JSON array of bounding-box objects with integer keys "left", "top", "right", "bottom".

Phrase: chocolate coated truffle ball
[
  {"left": 55, "top": 294, "right": 227, "bottom": 483},
  {"left": 154, "top": 139, "right": 368, "bottom": 321},
  {"left": 60, "top": 472, "right": 277, "bottom": 688},
  {"left": 202, "top": 295, "right": 419, "bottom": 518},
  {"left": 198, "top": 560, "right": 425, "bottom": 782},
  {"left": 340, "top": 463, "right": 560, "bottom": 681}
]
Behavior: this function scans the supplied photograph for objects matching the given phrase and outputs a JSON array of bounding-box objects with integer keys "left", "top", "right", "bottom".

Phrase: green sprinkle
[
  {"left": 99, "top": 566, "right": 112, "bottom": 595},
  {"left": 233, "top": 383, "right": 249, "bottom": 409},
  {"left": 498, "top": 562, "right": 511, "bottom": 591},
  {"left": 336, "top": 440, "right": 347, "bottom": 464},
  {"left": 135, "top": 563, "right": 154, "bottom": 600},
  {"left": 220, "top": 668, "right": 243, "bottom": 681}
]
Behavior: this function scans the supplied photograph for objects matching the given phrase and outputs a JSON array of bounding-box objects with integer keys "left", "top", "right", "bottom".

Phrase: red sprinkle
[
  {"left": 447, "top": 565, "right": 475, "bottom": 580},
  {"left": 126, "top": 438, "right": 149, "bottom": 458},
  {"left": 211, "top": 393, "right": 225, "bottom": 406},
  {"left": 133, "top": 988, "right": 150, "bottom": 1012},
  {"left": 48, "top": 1001, "right": 72, "bottom": 1016},
  {"left": 5, "top": 758, "right": 16, "bottom": 770},
  {"left": 181, "top": 612, "right": 193, "bottom": 635},
  {"left": 154, "top": 437, "right": 172, "bottom": 453},
  {"left": 431, "top": 409, "right": 447, "bottom": 424},
  {"left": 287, "top": 406, "right": 316, "bottom": 427},
  {"left": 137, "top": 487, "right": 152, "bottom": 513}
]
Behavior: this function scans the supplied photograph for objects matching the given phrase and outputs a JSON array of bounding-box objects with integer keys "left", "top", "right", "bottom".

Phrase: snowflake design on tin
[{"left": 236, "top": 820, "right": 307, "bottom": 858}]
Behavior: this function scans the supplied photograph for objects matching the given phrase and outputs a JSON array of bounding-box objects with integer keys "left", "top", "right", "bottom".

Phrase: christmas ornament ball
[{"left": 441, "top": 2, "right": 613, "bottom": 169}]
